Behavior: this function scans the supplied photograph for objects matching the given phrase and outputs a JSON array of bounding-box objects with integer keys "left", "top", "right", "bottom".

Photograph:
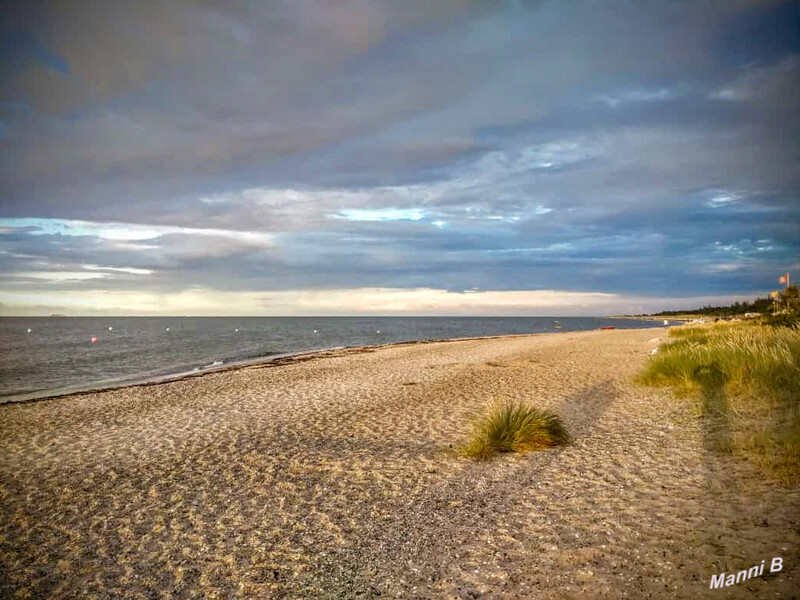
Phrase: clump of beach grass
[
  {"left": 463, "top": 401, "right": 569, "bottom": 461},
  {"left": 638, "top": 321, "right": 800, "bottom": 482}
]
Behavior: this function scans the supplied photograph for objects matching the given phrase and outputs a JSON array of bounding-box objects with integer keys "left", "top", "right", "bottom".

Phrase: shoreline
[
  {"left": 1, "top": 328, "right": 630, "bottom": 407},
  {"left": 2, "top": 326, "right": 795, "bottom": 598}
]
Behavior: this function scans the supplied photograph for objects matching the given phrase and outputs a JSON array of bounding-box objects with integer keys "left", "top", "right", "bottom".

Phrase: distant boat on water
[
  {"left": 48, "top": 313, "right": 68, "bottom": 317},
  {"left": 553, "top": 320, "right": 561, "bottom": 329}
]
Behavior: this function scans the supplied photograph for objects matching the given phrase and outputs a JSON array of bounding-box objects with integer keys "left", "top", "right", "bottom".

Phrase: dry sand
[{"left": 1, "top": 328, "right": 797, "bottom": 599}]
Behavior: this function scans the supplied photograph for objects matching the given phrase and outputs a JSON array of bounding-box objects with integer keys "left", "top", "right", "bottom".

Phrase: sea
[{"left": 0, "top": 316, "right": 665, "bottom": 403}]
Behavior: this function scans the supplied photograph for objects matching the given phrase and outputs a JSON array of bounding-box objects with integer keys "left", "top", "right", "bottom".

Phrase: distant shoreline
[
  {"left": 612, "top": 315, "right": 695, "bottom": 321},
  {"left": 2, "top": 314, "right": 689, "bottom": 319}
]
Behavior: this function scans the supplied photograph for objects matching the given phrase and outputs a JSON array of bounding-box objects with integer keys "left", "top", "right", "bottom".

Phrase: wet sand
[{"left": 1, "top": 328, "right": 797, "bottom": 599}]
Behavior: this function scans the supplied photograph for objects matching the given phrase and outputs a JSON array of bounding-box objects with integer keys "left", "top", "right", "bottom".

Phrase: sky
[{"left": 0, "top": 0, "right": 798, "bottom": 316}]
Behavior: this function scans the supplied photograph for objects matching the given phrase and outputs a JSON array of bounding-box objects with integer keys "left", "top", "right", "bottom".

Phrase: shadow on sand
[{"left": 693, "top": 363, "right": 733, "bottom": 455}]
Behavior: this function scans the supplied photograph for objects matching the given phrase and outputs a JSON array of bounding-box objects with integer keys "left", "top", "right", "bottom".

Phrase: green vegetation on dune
[
  {"left": 653, "top": 284, "right": 799, "bottom": 319},
  {"left": 653, "top": 298, "right": 774, "bottom": 317},
  {"left": 463, "top": 401, "right": 569, "bottom": 461},
  {"left": 638, "top": 321, "right": 800, "bottom": 482}
]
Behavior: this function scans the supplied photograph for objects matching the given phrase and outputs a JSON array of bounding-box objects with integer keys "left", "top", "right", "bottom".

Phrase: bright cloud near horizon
[{"left": 1, "top": 1, "right": 798, "bottom": 316}]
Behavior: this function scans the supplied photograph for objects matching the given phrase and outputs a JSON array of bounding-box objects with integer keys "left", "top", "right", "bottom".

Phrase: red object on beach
[
  {"left": 91, "top": 336, "right": 98, "bottom": 343},
  {"left": 601, "top": 326, "right": 615, "bottom": 330}
]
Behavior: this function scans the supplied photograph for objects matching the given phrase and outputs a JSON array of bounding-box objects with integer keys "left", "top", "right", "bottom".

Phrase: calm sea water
[{"left": 0, "top": 316, "right": 664, "bottom": 403}]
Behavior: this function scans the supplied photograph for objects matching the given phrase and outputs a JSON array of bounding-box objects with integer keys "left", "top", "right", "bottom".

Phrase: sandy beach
[{"left": 1, "top": 327, "right": 797, "bottom": 599}]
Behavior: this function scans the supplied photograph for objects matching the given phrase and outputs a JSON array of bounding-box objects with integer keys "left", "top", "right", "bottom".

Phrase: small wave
[
  {"left": 221, "top": 348, "right": 282, "bottom": 363},
  {"left": 202, "top": 360, "right": 224, "bottom": 369}
]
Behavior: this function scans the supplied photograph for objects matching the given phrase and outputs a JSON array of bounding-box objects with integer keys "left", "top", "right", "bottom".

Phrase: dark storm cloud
[{"left": 0, "top": 0, "right": 798, "bottom": 314}]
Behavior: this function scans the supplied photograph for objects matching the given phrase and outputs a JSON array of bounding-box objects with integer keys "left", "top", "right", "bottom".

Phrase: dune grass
[
  {"left": 463, "top": 401, "right": 569, "bottom": 461},
  {"left": 638, "top": 321, "right": 800, "bottom": 482}
]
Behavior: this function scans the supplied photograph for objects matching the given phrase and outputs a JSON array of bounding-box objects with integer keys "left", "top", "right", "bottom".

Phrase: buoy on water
[
  {"left": 26, "top": 328, "right": 32, "bottom": 333},
  {"left": 91, "top": 336, "right": 98, "bottom": 343},
  {"left": 377, "top": 330, "right": 380, "bottom": 333},
  {"left": 235, "top": 328, "right": 239, "bottom": 333},
  {"left": 313, "top": 329, "right": 318, "bottom": 333},
  {"left": 166, "top": 327, "right": 170, "bottom": 332},
  {"left": 108, "top": 326, "right": 113, "bottom": 331}
]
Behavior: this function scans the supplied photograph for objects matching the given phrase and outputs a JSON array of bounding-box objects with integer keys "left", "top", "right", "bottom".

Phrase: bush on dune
[
  {"left": 463, "top": 401, "right": 569, "bottom": 461},
  {"left": 639, "top": 321, "right": 800, "bottom": 481}
]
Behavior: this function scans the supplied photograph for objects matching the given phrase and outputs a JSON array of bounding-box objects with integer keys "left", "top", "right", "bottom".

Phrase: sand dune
[{"left": 1, "top": 328, "right": 797, "bottom": 598}]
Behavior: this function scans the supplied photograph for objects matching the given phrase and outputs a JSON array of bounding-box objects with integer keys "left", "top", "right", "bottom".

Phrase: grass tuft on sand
[
  {"left": 638, "top": 321, "right": 800, "bottom": 482},
  {"left": 463, "top": 401, "right": 569, "bottom": 461}
]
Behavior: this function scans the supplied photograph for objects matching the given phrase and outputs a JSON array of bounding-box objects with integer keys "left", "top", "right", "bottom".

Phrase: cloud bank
[{"left": 0, "top": 0, "right": 798, "bottom": 315}]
